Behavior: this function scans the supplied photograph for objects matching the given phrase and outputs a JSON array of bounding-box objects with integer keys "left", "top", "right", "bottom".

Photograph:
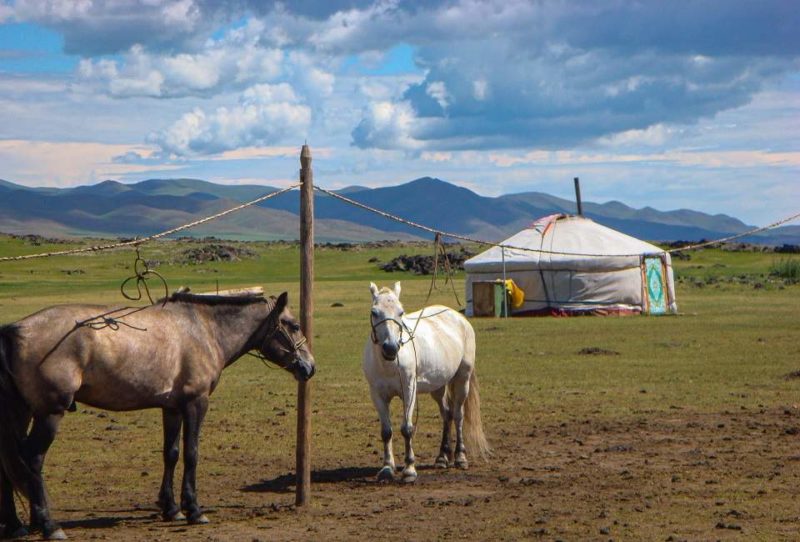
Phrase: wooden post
[
  {"left": 296, "top": 144, "right": 313, "bottom": 506},
  {"left": 573, "top": 177, "right": 583, "bottom": 216}
]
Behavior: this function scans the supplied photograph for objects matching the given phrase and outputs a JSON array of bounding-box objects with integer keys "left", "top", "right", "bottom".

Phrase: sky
[{"left": 0, "top": 0, "right": 798, "bottom": 225}]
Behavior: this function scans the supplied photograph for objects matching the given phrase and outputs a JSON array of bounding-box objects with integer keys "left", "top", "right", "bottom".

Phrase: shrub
[{"left": 769, "top": 257, "right": 800, "bottom": 280}]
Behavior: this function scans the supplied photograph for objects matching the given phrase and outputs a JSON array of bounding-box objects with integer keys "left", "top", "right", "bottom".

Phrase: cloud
[
  {"left": 77, "top": 20, "right": 284, "bottom": 98},
  {"left": 20, "top": 0, "right": 797, "bottom": 152},
  {"left": 351, "top": 100, "right": 424, "bottom": 150},
  {"left": 148, "top": 83, "right": 311, "bottom": 156},
  {"left": 335, "top": 0, "right": 800, "bottom": 150},
  {"left": 12, "top": 0, "right": 212, "bottom": 55},
  {"left": 485, "top": 148, "right": 800, "bottom": 169},
  {"left": 0, "top": 139, "right": 178, "bottom": 186}
]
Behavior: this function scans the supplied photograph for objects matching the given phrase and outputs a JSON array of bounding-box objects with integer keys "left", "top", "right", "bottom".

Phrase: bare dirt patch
[{"left": 36, "top": 407, "right": 800, "bottom": 541}]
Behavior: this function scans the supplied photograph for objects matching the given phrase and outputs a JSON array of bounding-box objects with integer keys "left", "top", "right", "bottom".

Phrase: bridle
[
  {"left": 251, "top": 318, "right": 307, "bottom": 369},
  {"left": 370, "top": 314, "right": 415, "bottom": 346},
  {"left": 262, "top": 321, "right": 307, "bottom": 354}
]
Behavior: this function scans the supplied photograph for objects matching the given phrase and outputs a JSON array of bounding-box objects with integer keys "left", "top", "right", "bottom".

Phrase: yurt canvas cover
[{"left": 464, "top": 214, "right": 677, "bottom": 316}]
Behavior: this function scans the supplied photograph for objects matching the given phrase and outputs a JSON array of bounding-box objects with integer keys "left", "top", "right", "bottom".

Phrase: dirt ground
[{"left": 13, "top": 406, "right": 798, "bottom": 541}]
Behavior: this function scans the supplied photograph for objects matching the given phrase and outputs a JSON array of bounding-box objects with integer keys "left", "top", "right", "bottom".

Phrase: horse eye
[
  {"left": 291, "top": 322, "right": 301, "bottom": 332},
  {"left": 371, "top": 308, "right": 380, "bottom": 317}
]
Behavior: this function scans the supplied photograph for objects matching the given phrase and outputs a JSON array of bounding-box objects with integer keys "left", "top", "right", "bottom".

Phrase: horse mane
[
  {"left": 163, "top": 287, "right": 271, "bottom": 306},
  {"left": 0, "top": 324, "right": 19, "bottom": 341}
]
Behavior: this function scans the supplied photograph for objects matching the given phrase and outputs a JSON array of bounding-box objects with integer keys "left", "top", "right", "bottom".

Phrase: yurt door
[{"left": 644, "top": 256, "right": 668, "bottom": 314}]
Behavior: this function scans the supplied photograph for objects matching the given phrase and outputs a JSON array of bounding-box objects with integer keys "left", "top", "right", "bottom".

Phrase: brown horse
[{"left": 0, "top": 289, "right": 314, "bottom": 540}]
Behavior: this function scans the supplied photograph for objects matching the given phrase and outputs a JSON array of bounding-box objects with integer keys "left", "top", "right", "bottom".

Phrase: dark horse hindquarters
[
  {"left": 0, "top": 291, "right": 314, "bottom": 540},
  {"left": 0, "top": 324, "right": 34, "bottom": 539}
]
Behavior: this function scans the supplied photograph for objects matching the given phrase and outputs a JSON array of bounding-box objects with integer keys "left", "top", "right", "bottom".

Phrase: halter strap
[{"left": 370, "top": 316, "right": 415, "bottom": 346}]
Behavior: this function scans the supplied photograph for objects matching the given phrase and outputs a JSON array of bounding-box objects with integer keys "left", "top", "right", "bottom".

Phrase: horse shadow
[
  {"left": 56, "top": 509, "right": 153, "bottom": 530},
  {"left": 242, "top": 466, "right": 381, "bottom": 494},
  {"left": 242, "top": 464, "right": 446, "bottom": 494}
]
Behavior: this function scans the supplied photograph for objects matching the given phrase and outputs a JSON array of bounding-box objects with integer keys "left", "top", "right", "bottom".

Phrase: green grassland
[
  {"left": 0, "top": 234, "right": 798, "bottom": 425},
  {"left": 0, "top": 234, "right": 798, "bottom": 539}
]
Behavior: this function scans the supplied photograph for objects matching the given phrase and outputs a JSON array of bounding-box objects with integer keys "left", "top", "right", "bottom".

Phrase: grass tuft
[{"left": 769, "top": 257, "right": 800, "bottom": 280}]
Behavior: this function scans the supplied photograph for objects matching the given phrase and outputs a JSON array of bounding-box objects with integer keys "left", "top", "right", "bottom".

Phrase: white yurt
[{"left": 464, "top": 214, "right": 677, "bottom": 316}]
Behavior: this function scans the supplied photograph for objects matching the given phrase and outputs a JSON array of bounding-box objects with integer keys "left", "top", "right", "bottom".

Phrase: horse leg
[
  {"left": 451, "top": 371, "right": 471, "bottom": 469},
  {"left": 370, "top": 389, "right": 395, "bottom": 482},
  {"left": 157, "top": 408, "right": 184, "bottom": 522},
  {"left": 400, "top": 380, "right": 417, "bottom": 484},
  {"left": 23, "top": 414, "right": 66, "bottom": 540},
  {"left": 180, "top": 396, "right": 209, "bottom": 525},
  {"left": 1, "top": 467, "right": 27, "bottom": 539},
  {"left": 431, "top": 387, "right": 452, "bottom": 469}
]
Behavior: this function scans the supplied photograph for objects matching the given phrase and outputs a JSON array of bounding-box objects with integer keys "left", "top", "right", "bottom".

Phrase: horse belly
[
  {"left": 415, "top": 348, "right": 463, "bottom": 393},
  {"left": 75, "top": 371, "right": 176, "bottom": 411},
  {"left": 416, "top": 366, "right": 459, "bottom": 394},
  {"left": 75, "top": 344, "right": 183, "bottom": 411}
]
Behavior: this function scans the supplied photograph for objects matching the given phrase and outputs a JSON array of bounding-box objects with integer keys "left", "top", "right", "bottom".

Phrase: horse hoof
[
  {"left": 46, "top": 528, "right": 68, "bottom": 540},
  {"left": 188, "top": 514, "right": 210, "bottom": 525},
  {"left": 401, "top": 470, "right": 418, "bottom": 484},
  {"left": 434, "top": 457, "right": 449, "bottom": 469},
  {"left": 3, "top": 526, "right": 29, "bottom": 539},
  {"left": 376, "top": 466, "right": 395, "bottom": 482},
  {"left": 164, "top": 511, "right": 186, "bottom": 522}
]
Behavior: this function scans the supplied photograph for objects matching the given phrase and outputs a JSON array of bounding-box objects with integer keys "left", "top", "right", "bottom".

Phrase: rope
[
  {"left": 425, "top": 233, "right": 463, "bottom": 307},
  {"left": 119, "top": 246, "right": 169, "bottom": 305},
  {"left": 661, "top": 211, "right": 800, "bottom": 252},
  {"left": 1, "top": 180, "right": 795, "bottom": 262},
  {"left": 0, "top": 184, "right": 301, "bottom": 262},
  {"left": 315, "top": 186, "right": 800, "bottom": 257}
]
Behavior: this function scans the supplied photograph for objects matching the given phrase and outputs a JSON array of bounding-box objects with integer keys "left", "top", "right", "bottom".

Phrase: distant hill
[{"left": 0, "top": 177, "right": 795, "bottom": 244}]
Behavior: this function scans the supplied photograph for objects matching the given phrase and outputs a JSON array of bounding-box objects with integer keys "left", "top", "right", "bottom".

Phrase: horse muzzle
[
  {"left": 293, "top": 357, "right": 316, "bottom": 381},
  {"left": 381, "top": 340, "right": 399, "bottom": 362}
]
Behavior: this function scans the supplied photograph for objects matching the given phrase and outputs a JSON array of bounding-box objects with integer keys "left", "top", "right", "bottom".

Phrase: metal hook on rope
[{"left": 120, "top": 245, "right": 169, "bottom": 305}]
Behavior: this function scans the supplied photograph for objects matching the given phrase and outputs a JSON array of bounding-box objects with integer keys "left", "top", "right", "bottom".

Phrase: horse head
[
  {"left": 258, "top": 292, "right": 315, "bottom": 381},
  {"left": 369, "top": 281, "right": 408, "bottom": 362}
]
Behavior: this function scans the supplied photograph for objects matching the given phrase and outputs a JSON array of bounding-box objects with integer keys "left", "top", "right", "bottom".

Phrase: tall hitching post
[{"left": 297, "top": 144, "right": 313, "bottom": 506}]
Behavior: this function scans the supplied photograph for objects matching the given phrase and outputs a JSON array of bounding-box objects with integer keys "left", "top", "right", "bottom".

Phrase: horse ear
[
  {"left": 394, "top": 281, "right": 401, "bottom": 298},
  {"left": 274, "top": 292, "right": 289, "bottom": 314},
  {"left": 370, "top": 282, "right": 379, "bottom": 300}
]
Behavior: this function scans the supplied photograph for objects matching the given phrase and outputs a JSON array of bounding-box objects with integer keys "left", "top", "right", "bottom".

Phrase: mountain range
[{"left": 0, "top": 177, "right": 796, "bottom": 245}]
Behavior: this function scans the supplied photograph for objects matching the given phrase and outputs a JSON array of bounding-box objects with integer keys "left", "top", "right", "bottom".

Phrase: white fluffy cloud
[
  {"left": 148, "top": 83, "right": 311, "bottom": 156},
  {"left": 351, "top": 100, "right": 424, "bottom": 151},
  {"left": 78, "top": 19, "right": 284, "bottom": 98}
]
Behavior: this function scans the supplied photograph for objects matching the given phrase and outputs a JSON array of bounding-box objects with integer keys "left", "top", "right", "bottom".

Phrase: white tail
[{"left": 463, "top": 369, "right": 491, "bottom": 459}]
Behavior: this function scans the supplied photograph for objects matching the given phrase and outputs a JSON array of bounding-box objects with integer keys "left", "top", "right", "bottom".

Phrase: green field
[{"left": 0, "top": 234, "right": 799, "bottom": 540}]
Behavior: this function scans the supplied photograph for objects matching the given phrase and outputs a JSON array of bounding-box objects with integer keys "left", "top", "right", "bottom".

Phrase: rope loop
[{"left": 120, "top": 245, "right": 169, "bottom": 305}]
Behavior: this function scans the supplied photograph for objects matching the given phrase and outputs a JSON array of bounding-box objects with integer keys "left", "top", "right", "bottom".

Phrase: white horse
[{"left": 363, "top": 282, "right": 490, "bottom": 483}]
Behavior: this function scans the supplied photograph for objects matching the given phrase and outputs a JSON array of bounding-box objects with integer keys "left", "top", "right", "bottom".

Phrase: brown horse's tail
[
  {"left": 463, "top": 369, "right": 491, "bottom": 460},
  {"left": 0, "top": 325, "right": 32, "bottom": 498}
]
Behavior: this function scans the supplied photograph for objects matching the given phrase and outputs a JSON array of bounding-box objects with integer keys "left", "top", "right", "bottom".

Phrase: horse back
[{"left": 11, "top": 303, "right": 221, "bottom": 412}]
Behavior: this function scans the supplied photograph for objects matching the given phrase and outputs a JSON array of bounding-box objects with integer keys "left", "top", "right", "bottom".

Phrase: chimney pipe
[{"left": 574, "top": 177, "right": 583, "bottom": 216}]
